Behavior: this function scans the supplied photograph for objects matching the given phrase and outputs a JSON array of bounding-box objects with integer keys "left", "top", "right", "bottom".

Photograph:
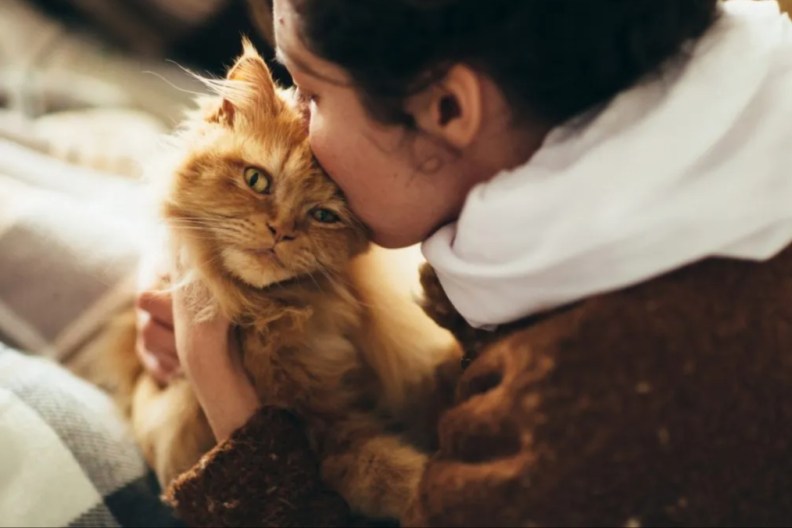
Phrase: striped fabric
[
  {"left": 0, "top": 344, "right": 181, "bottom": 527},
  {"left": 0, "top": 150, "right": 148, "bottom": 364}
]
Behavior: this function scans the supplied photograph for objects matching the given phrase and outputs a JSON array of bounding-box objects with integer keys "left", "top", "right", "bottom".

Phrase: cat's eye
[
  {"left": 244, "top": 167, "right": 272, "bottom": 194},
  {"left": 311, "top": 208, "right": 340, "bottom": 224}
]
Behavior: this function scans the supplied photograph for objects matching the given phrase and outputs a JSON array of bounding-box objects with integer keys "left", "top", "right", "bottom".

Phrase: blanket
[{"left": 0, "top": 344, "right": 181, "bottom": 527}]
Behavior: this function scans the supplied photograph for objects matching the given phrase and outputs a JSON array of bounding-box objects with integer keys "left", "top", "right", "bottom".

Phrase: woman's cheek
[
  {"left": 309, "top": 115, "right": 352, "bottom": 192},
  {"left": 308, "top": 113, "right": 333, "bottom": 171}
]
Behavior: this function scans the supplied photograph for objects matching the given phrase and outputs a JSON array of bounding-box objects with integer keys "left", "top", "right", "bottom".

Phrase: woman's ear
[{"left": 407, "top": 65, "right": 483, "bottom": 150}]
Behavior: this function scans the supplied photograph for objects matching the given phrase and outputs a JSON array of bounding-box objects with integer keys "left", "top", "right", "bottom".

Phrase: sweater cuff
[{"left": 164, "top": 406, "right": 350, "bottom": 527}]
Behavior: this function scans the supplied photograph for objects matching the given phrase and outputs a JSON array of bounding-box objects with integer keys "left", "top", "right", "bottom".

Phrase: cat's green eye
[
  {"left": 244, "top": 167, "right": 272, "bottom": 194},
  {"left": 311, "top": 208, "right": 340, "bottom": 224}
]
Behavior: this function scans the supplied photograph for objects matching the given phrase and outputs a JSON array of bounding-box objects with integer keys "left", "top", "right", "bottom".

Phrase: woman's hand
[
  {"left": 170, "top": 281, "right": 261, "bottom": 443},
  {"left": 135, "top": 250, "right": 261, "bottom": 442},
  {"left": 135, "top": 255, "right": 180, "bottom": 385}
]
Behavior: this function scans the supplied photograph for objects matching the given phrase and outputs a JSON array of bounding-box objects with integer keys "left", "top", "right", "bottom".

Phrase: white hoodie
[{"left": 422, "top": 0, "right": 792, "bottom": 329}]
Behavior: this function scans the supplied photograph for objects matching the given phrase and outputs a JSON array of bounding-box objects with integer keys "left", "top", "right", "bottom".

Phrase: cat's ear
[
  {"left": 210, "top": 98, "right": 236, "bottom": 127},
  {"left": 218, "top": 38, "right": 280, "bottom": 125},
  {"left": 227, "top": 38, "right": 274, "bottom": 88}
]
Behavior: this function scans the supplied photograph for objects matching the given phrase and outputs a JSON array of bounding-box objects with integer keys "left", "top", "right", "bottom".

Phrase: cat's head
[{"left": 166, "top": 39, "right": 369, "bottom": 290}]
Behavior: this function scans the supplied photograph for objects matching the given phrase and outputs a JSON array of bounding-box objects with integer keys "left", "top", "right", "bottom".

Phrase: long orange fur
[{"left": 101, "top": 40, "right": 458, "bottom": 521}]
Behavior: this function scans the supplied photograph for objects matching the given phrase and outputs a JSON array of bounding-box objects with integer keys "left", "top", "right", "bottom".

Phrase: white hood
[{"left": 422, "top": 1, "right": 792, "bottom": 329}]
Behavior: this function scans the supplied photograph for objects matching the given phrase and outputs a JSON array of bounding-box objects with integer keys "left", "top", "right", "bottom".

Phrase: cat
[{"left": 97, "top": 39, "right": 459, "bottom": 522}]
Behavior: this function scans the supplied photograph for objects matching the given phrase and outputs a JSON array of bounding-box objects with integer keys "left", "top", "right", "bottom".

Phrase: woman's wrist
[
  {"left": 169, "top": 278, "right": 260, "bottom": 442},
  {"left": 188, "top": 360, "right": 261, "bottom": 442}
]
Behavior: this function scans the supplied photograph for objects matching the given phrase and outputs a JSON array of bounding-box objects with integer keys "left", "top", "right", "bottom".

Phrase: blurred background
[
  {"left": 0, "top": 0, "right": 279, "bottom": 367},
  {"left": 1, "top": 0, "right": 280, "bottom": 176}
]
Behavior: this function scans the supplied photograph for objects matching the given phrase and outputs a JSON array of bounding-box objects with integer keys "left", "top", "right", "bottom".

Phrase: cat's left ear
[{"left": 209, "top": 37, "right": 280, "bottom": 126}]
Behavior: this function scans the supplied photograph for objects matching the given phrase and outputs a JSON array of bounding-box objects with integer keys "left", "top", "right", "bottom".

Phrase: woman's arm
[
  {"left": 134, "top": 264, "right": 350, "bottom": 526},
  {"left": 135, "top": 249, "right": 262, "bottom": 442},
  {"left": 169, "top": 285, "right": 260, "bottom": 443},
  {"left": 164, "top": 407, "right": 350, "bottom": 527}
]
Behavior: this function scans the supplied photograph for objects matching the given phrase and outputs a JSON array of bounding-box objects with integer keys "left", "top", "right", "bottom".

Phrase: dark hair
[{"left": 289, "top": 0, "right": 719, "bottom": 127}]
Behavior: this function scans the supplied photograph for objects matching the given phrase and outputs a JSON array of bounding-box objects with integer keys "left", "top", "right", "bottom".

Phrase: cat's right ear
[{"left": 208, "top": 37, "right": 280, "bottom": 127}]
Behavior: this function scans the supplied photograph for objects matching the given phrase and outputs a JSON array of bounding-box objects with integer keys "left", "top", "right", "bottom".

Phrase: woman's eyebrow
[{"left": 274, "top": 47, "right": 350, "bottom": 87}]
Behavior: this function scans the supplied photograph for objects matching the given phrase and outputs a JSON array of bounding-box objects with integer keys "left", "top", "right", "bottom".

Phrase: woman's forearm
[{"left": 187, "top": 354, "right": 261, "bottom": 442}]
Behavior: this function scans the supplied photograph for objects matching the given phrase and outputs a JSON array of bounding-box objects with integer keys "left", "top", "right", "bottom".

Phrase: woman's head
[{"left": 272, "top": 0, "right": 719, "bottom": 248}]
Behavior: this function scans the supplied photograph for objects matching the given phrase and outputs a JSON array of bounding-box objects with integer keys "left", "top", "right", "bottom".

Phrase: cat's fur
[{"left": 101, "top": 40, "right": 458, "bottom": 521}]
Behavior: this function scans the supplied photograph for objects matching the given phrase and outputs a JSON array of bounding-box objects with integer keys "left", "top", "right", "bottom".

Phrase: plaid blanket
[{"left": 0, "top": 343, "right": 181, "bottom": 527}]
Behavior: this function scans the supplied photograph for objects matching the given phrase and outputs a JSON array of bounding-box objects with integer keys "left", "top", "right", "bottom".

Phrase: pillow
[
  {"left": 0, "top": 138, "right": 151, "bottom": 364},
  {"left": 0, "top": 343, "right": 181, "bottom": 527}
]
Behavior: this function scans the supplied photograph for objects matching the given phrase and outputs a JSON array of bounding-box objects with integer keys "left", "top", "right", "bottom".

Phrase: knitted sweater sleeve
[{"left": 164, "top": 407, "right": 350, "bottom": 527}]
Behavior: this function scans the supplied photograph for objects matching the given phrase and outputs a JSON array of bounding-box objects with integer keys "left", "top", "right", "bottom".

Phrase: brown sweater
[{"left": 166, "top": 241, "right": 792, "bottom": 527}]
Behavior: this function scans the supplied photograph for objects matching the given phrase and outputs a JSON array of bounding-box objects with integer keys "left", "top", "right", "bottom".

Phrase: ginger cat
[{"left": 102, "top": 40, "right": 458, "bottom": 521}]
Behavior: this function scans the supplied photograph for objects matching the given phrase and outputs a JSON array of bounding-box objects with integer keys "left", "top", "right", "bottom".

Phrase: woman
[{"left": 138, "top": 0, "right": 792, "bottom": 525}]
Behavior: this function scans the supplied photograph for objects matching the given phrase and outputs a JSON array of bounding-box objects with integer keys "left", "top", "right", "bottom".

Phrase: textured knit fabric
[
  {"left": 164, "top": 242, "right": 792, "bottom": 526},
  {"left": 0, "top": 345, "right": 181, "bottom": 527}
]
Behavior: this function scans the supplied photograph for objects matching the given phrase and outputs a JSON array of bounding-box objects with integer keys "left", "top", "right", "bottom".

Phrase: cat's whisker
[
  {"left": 171, "top": 233, "right": 217, "bottom": 240},
  {"left": 142, "top": 69, "right": 210, "bottom": 99},
  {"left": 163, "top": 61, "right": 255, "bottom": 108},
  {"left": 317, "top": 260, "right": 355, "bottom": 290},
  {"left": 168, "top": 224, "right": 215, "bottom": 232},
  {"left": 167, "top": 218, "right": 211, "bottom": 225},
  {"left": 167, "top": 221, "right": 217, "bottom": 230},
  {"left": 223, "top": 226, "right": 254, "bottom": 238},
  {"left": 175, "top": 219, "right": 219, "bottom": 227},
  {"left": 314, "top": 262, "right": 348, "bottom": 295},
  {"left": 303, "top": 269, "right": 325, "bottom": 293},
  {"left": 170, "top": 233, "right": 217, "bottom": 242},
  {"left": 162, "top": 60, "right": 216, "bottom": 85}
]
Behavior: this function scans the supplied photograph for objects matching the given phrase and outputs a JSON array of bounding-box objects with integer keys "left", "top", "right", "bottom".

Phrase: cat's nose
[{"left": 267, "top": 222, "right": 296, "bottom": 243}]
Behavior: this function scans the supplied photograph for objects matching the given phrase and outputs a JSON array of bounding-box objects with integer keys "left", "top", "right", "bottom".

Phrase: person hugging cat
[
  {"left": 132, "top": 0, "right": 792, "bottom": 526},
  {"left": 97, "top": 38, "right": 459, "bottom": 524}
]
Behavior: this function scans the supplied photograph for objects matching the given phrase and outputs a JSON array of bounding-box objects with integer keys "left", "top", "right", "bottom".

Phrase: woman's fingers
[
  {"left": 136, "top": 289, "right": 174, "bottom": 328},
  {"left": 135, "top": 313, "right": 181, "bottom": 384},
  {"left": 135, "top": 283, "right": 180, "bottom": 385}
]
